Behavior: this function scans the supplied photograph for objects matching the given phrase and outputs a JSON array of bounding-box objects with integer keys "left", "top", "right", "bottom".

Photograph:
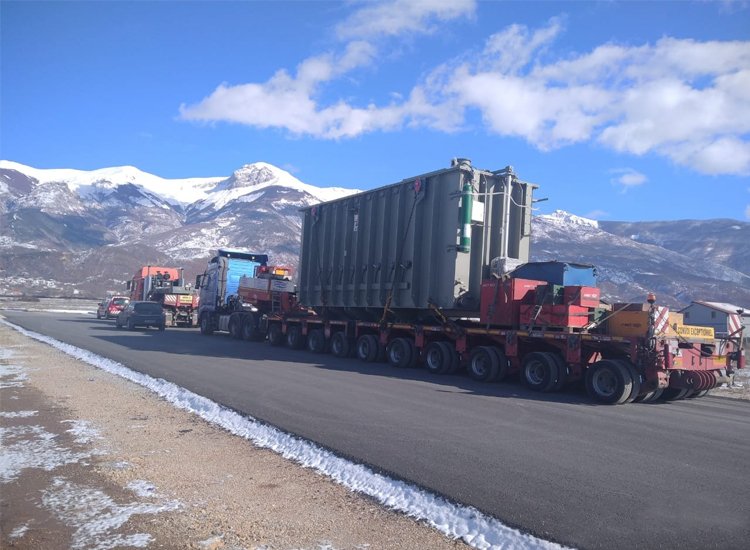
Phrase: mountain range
[{"left": 1, "top": 160, "right": 748, "bottom": 309}]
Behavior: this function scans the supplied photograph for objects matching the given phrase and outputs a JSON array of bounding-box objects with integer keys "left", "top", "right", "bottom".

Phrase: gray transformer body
[{"left": 298, "top": 159, "right": 536, "bottom": 319}]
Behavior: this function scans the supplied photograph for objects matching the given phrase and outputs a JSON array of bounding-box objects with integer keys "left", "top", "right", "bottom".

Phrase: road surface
[{"left": 3, "top": 310, "right": 749, "bottom": 550}]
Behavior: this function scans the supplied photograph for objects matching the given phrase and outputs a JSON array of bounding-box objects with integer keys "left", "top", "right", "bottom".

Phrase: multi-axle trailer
[{"left": 195, "top": 159, "right": 745, "bottom": 404}]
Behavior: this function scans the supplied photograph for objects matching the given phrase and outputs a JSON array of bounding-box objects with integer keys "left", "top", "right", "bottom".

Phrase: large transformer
[{"left": 298, "top": 159, "right": 536, "bottom": 319}]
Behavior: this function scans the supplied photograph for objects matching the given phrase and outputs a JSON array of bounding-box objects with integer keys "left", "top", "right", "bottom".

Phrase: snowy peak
[
  {"left": 537, "top": 210, "right": 599, "bottom": 230},
  {"left": 224, "top": 163, "right": 282, "bottom": 189}
]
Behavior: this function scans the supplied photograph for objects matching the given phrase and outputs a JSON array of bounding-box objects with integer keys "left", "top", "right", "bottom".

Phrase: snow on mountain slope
[
  {"left": 0, "top": 160, "right": 224, "bottom": 206},
  {"left": 190, "top": 163, "right": 360, "bottom": 214},
  {"left": 0, "top": 160, "right": 360, "bottom": 209}
]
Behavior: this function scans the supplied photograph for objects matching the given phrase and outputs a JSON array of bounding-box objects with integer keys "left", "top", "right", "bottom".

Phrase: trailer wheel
[
  {"left": 615, "top": 359, "right": 641, "bottom": 403},
  {"left": 331, "top": 332, "right": 353, "bottom": 358},
  {"left": 468, "top": 347, "right": 499, "bottom": 381},
  {"left": 356, "top": 334, "right": 380, "bottom": 362},
  {"left": 199, "top": 314, "right": 214, "bottom": 335},
  {"left": 241, "top": 313, "right": 262, "bottom": 341},
  {"left": 387, "top": 338, "right": 415, "bottom": 368},
  {"left": 424, "top": 342, "right": 451, "bottom": 374},
  {"left": 586, "top": 359, "right": 633, "bottom": 404},
  {"left": 488, "top": 347, "right": 510, "bottom": 382},
  {"left": 635, "top": 387, "right": 663, "bottom": 403},
  {"left": 661, "top": 387, "right": 690, "bottom": 401},
  {"left": 441, "top": 342, "right": 460, "bottom": 374},
  {"left": 268, "top": 323, "right": 284, "bottom": 346},
  {"left": 286, "top": 325, "right": 305, "bottom": 349},
  {"left": 307, "top": 329, "right": 328, "bottom": 353},
  {"left": 522, "top": 352, "right": 559, "bottom": 392},
  {"left": 547, "top": 354, "right": 569, "bottom": 392},
  {"left": 688, "top": 389, "right": 710, "bottom": 399}
]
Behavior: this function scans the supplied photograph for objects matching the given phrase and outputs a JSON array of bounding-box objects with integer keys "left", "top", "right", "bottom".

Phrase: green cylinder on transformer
[{"left": 458, "top": 181, "right": 472, "bottom": 253}]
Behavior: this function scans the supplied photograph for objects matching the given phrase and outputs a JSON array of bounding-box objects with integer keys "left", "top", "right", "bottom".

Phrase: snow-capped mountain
[{"left": 0, "top": 161, "right": 748, "bottom": 308}]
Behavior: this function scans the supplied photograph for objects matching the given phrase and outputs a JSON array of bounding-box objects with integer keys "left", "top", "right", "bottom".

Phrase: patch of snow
[
  {"left": 63, "top": 420, "right": 102, "bottom": 445},
  {"left": 9, "top": 522, "right": 30, "bottom": 539},
  {"left": 2, "top": 318, "right": 569, "bottom": 550},
  {"left": 0, "top": 425, "right": 94, "bottom": 483},
  {"left": 42, "top": 477, "right": 180, "bottom": 550},
  {"left": 0, "top": 363, "right": 28, "bottom": 388},
  {"left": 0, "top": 410, "right": 38, "bottom": 418},
  {"left": 126, "top": 480, "right": 159, "bottom": 498}
]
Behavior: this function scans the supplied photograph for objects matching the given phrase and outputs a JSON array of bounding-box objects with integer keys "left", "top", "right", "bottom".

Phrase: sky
[{"left": 1, "top": 0, "right": 749, "bottom": 222}]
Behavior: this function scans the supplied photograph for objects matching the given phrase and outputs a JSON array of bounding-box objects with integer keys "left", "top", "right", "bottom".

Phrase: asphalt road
[{"left": 3, "top": 310, "right": 749, "bottom": 550}]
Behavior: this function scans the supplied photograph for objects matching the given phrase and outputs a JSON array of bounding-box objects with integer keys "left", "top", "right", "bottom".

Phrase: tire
[
  {"left": 330, "top": 332, "right": 353, "bottom": 358},
  {"left": 268, "top": 323, "right": 284, "bottom": 346},
  {"left": 615, "top": 359, "right": 641, "bottom": 403},
  {"left": 307, "top": 329, "right": 328, "bottom": 353},
  {"left": 229, "top": 313, "right": 242, "bottom": 339},
  {"left": 635, "top": 388, "right": 664, "bottom": 403},
  {"left": 488, "top": 346, "right": 510, "bottom": 382},
  {"left": 468, "top": 346, "right": 499, "bottom": 382},
  {"left": 424, "top": 341, "right": 450, "bottom": 374},
  {"left": 356, "top": 334, "right": 379, "bottom": 362},
  {"left": 441, "top": 342, "right": 460, "bottom": 374},
  {"left": 200, "top": 314, "right": 214, "bottom": 335},
  {"left": 96, "top": 312, "right": 102, "bottom": 320},
  {"left": 521, "top": 352, "right": 559, "bottom": 392},
  {"left": 286, "top": 325, "right": 305, "bottom": 349},
  {"left": 158, "top": 323, "right": 165, "bottom": 332},
  {"left": 548, "top": 354, "right": 568, "bottom": 392},
  {"left": 115, "top": 319, "right": 122, "bottom": 329},
  {"left": 241, "top": 313, "right": 261, "bottom": 341},
  {"left": 586, "top": 359, "right": 633, "bottom": 404},
  {"left": 127, "top": 319, "right": 135, "bottom": 331},
  {"left": 661, "top": 387, "right": 690, "bottom": 401},
  {"left": 387, "top": 338, "right": 415, "bottom": 368},
  {"left": 688, "top": 389, "right": 710, "bottom": 398}
]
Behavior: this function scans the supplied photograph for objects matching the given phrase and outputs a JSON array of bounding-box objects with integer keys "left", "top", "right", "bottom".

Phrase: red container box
[
  {"left": 480, "top": 278, "right": 546, "bottom": 327},
  {"left": 563, "top": 286, "right": 600, "bottom": 308},
  {"left": 520, "top": 304, "right": 591, "bottom": 328}
]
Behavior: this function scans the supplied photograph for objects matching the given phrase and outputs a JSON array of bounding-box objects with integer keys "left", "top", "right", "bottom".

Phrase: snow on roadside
[{"left": 1, "top": 318, "right": 569, "bottom": 550}]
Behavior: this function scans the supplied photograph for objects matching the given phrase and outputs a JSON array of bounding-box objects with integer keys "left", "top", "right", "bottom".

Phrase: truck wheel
[
  {"left": 488, "top": 346, "right": 510, "bottom": 382},
  {"left": 200, "top": 314, "right": 214, "bottom": 335},
  {"left": 286, "top": 325, "right": 305, "bottom": 349},
  {"left": 158, "top": 323, "right": 166, "bottom": 332},
  {"left": 229, "top": 313, "right": 242, "bottom": 339},
  {"left": 468, "top": 346, "right": 499, "bottom": 381},
  {"left": 424, "top": 342, "right": 451, "bottom": 374},
  {"left": 268, "top": 323, "right": 284, "bottom": 346},
  {"left": 356, "top": 334, "right": 379, "bottom": 362},
  {"left": 586, "top": 359, "right": 633, "bottom": 404},
  {"left": 387, "top": 338, "right": 415, "bottom": 368},
  {"left": 330, "top": 332, "right": 352, "bottom": 358},
  {"left": 521, "top": 352, "right": 559, "bottom": 392},
  {"left": 615, "top": 359, "right": 641, "bottom": 403},
  {"left": 549, "top": 354, "right": 568, "bottom": 392},
  {"left": 441, "top": 342, "right": 460, "bottom": 374},
  {"left": 307, "top": 329, "right": 328, "bottom": 353},
  {"left": 241, "top": 313, "right": 261, "bottom": 341},
  {"left": 661, "top": 387, "right": 690, "bottom": 401}
]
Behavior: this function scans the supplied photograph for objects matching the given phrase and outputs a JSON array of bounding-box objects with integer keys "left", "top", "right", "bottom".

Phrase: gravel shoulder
[{"left": 0, "top": 319, "right": 468, "bottom": 550}]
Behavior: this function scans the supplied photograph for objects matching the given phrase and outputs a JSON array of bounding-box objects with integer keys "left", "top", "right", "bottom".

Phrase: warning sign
[{"left": 675, "top": 325, "right": 715, "bottom": 339}]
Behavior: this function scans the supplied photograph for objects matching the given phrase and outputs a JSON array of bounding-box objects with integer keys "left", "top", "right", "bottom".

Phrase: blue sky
[{"left": 2, "top": 0, "right": 749, "bottom": 221}]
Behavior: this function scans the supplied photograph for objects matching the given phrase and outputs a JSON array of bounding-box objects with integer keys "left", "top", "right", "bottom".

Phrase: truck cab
[{"left": 195, "top": 249, "right": 269, "bottom": 333}]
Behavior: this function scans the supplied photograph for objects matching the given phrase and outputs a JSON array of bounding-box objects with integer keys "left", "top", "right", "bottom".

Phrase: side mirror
[{"left": 126, "top": 281, "right": 132, "bottom": 290}]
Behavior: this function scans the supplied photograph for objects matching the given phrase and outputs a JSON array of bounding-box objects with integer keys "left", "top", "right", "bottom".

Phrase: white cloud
[
  {"left": 180, "top": 11, "right": 750, "bottom": 176},
  {"left": 610, "top": 168, "right": 647, "bottom": 191},
  {"left": 335, "top": 0, "right": 475, "bottom": 40}
]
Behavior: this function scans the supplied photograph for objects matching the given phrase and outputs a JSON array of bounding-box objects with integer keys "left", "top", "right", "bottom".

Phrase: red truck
[{"left": 128, "top": 266, "right": 199, "bottom": 327}]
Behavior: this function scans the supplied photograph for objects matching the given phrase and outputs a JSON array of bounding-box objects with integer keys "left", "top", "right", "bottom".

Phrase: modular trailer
[{"left": 195, "top": 159, "right": 745, "bottom": 404}]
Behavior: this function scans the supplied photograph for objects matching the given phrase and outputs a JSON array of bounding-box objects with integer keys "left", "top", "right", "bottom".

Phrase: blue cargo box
[{"left": 511, "top": 261, "right": 597, "bottom": 287}]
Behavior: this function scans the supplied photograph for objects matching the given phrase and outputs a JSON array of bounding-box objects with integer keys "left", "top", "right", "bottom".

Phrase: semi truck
[
  {"left": 127, "top": 265, "right": 199, "bottom": 327},
  {"left": 194, "top": 158, "right": 745, "bottom": 404}
]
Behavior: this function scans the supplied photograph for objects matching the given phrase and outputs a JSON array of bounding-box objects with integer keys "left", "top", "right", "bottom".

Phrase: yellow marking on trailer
[{"left": 675, "top": 325, "right": 715, "bottom": 339}]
